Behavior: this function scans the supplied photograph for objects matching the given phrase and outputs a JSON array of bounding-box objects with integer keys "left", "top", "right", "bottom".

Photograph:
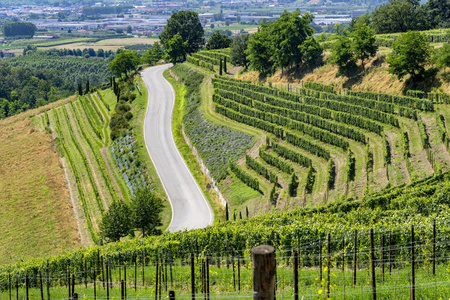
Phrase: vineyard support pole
[
  {"left": 217, "top": 240, "right": 220, "bottom": 268},
  {"left": 206, "top": 256, "right": 210, "bottom": 300},
  {"left": 94, "top": 269, "right": 97, "bottom": 300},
  {"left": 8, "top": 273, "right": 11, "bottom": 300},
  {"left": 327, "top": 233, "right": 331, "bottom": 299},
  {"left": 252, "top": 245, "right": 275, "bottom": 300},
  {"left": 191, "top": 253, "right": 195, "bottom": 300},
  {"left": 26, "top": 274, "right": 29, "bottom": 300},
  {"left": 353, "top": 230, "right": 358, "bottom": 285},
  {"left": 433, "top": 219, "right": 436, "bottom": 276},
  {"left": 84, "top": 259, "right": 87, "bottom": 288},
  {"left": 382, "top": 234, "right": 385, "bottom": 283},
  {"left": 72, "top": 274, "right": 75, "bottom": 298},
  {"left": 134, "top": 255, "right": 137, "bottom": 291},
  {"left": 389, "top": 233, "right": 392, "bottom": 274},
  {"left": 319, "top": 240, "right": 322, "bottom": 283},
  {"left": 169, "top": 291, "right": 175, "bottom": 300},
  {"left": 370, "top": 229, "right": 376, "bottom": 300},
  {"left": 342, "top": 236, "right": 345, "bottom": 273},
  {"left": 101, "top": 256, "right": 105, "bottom": 289},
  {"left": 155, "top": 259, "right": 159, "bottom": 300},
  {"left": 16, "top": 277, "right": 18, "bottom": 300},
  {"left": 39, "top": 271, "right": 44, "bottom": 300},
  {"left": 106, "top": 263, "right": 109, "bottom": 300},
  {"left": 238, "top": 256, "right": 241, "bottom": 291},
  {"left": 124, "top": 264, "right": 127, "bottom": 299},
  {"left": 169, "top": 251, "right": 174, "bottom": 288},
  {"left": 232, "top": 249, "right": 235, "bottom": 290},
  {"left": 121, "top": 280, "right": 125, "bottom": 300},
  {"left": 293, "top": 250, "right": 298, "bottom": 300},
  {"left": 412, "top": 225, "right": 415, "bottom": 300}
]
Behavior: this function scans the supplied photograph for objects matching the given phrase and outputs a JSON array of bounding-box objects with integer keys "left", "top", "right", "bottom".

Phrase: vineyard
[
  {"left": 32, "top": 92, "right": 131, "bottom": 244},
  {"left": 1, "top": 169, "right": 450, "bottom": 298},
  {"left": 207, "top": 74, "right": 450, "bottom": 213}
]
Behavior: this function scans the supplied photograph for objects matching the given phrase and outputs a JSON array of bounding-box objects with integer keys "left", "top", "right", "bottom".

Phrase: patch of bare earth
[{"left": 385, "top": 131, "right": 410, "bottom": 186}]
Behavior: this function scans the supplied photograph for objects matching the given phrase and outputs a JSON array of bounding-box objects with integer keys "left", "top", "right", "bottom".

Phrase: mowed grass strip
[{"left": 0, "top": 114, "right": 81, "bottom": 265}]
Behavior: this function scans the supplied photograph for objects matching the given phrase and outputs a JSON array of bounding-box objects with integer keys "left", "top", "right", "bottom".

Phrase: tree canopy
[
  {"left": 159, "top": 11, "right": 204, "bottom": 55},
  {"left": 100, "top": 200, "right": 133, "bottom": 242},
  {"left": 1, "top": 22, "right": 36, "bottom": 37},
  {"left": 108, "top": 49, "right": 140, "bottom": 77},
  {"left": 386, "top": 31, "right": 431, "bottom": 80},
  {"left": 206, "top": 31, "right": 233, "bottom": 50},
  {"left": 230, "top": 34, "right": 250, "bottom": 67},
  {"left": 165, "top": 33, "right": 188, "bottom": 64},
  {"left": 246, "top": 11, "right": 319, "bottom": 74},
  {"left": 130, "top": 187, "right": 163, "bottom": 237}
]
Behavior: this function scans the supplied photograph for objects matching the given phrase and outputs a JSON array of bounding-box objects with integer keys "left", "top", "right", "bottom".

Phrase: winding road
[{"left": 141, "top": 64, "right": 214, "bottom": 232}]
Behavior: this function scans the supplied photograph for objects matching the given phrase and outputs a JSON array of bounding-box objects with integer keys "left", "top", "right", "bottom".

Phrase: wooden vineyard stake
[
  {"left": 370, "top": 229, "right": 376, "bottom": 300},
  {"left": 252, "top": 245, "right": 276, "bottom": 300},
  {"left": 353, "top": 230, "right": 358, "bottom": 285},
  {"left": 191, "top": 253, "right": 195, "bottom": 300},
  {"left": 293, "top": 250, "right": 298, "bottom": 300}
]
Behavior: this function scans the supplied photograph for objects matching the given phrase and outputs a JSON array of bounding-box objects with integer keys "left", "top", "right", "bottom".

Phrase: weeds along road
[{"left": 141, "top": 64, "right": 214, "bottom": 231}]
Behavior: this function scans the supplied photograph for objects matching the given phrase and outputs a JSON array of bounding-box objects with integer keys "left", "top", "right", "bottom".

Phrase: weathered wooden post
[
  {"left": 169, "top": 291, "right": 175, "bottom": 300},
  {"left": 252, "top": 245, "right": 276, "bottom": 300},
  {"left": 191, "top": 253, "right": 195, "bottom": 300}
]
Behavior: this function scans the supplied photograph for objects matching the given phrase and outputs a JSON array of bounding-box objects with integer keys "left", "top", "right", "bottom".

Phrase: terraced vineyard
[
  {"left": 211, "top": 76, "right": 450, "bottom": 208},
  {"left": 32, "top": 93, "right": 132, "bottom": 244}
]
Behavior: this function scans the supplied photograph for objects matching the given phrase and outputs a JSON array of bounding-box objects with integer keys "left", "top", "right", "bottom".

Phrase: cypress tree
[
  {"left": 85, "top": 80, "right": 90, "bottom": 95},
  {"left": 224, "top": 56, "right": 227, "bottom": 73},
  {"left": 245, "top": 206, "right": 249, "bottom": 218},
  {"left": 219, "top": 58, "right": 223, "bottom": 75},
  {"left": 78, "top": 83, "right": 83, "bottom": 96},
  {"left": 239, "top": 211, "right": 242, "bottom": 219},
  {"left": 225, "top": 203, "right": 229, "bottom": 221}
]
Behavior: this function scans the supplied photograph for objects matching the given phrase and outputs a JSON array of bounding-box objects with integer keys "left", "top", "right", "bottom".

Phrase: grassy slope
[{"left": 0, "top": 100, "right": 81, "bottom": 265}]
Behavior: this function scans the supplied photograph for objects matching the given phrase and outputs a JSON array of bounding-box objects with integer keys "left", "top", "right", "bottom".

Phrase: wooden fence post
[
  {"left": 26, "top": 274, "right": 29, "bottom": 300},
  {"left": 169, "top": 291, "right": 175, "bottom": 300},
  {"left": 252, "top": 245, "right": 276, "bottom": 300},
  {"left": 327, "top": 233, "right": 331, "bottom": 299},
  {"left": 411, "top": 225, "right": 415, "bottom": 300},
  {"left": 191, "top": 253, "right": 195, "bottom": 300},
  {"left": 433, "top": 219, "right": 436, "bottom": 276},
  {"left": 353, "top": 230, "right": 358, "bottom": 285},
  {"left": 293, "top": 250, "right": 298, "bottom": 300},
  {"left": 370, "top": 229, "right": 376, "bottom": 300}
]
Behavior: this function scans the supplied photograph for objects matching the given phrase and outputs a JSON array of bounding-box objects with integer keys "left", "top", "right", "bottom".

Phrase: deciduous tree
[{"left": 130, "top": 187, "right": 163, "bottom": 237}]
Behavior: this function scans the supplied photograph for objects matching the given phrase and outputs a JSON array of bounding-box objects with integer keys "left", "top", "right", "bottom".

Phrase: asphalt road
[{"left": 141, "top": 64, "right": 214, "bottom": 232}]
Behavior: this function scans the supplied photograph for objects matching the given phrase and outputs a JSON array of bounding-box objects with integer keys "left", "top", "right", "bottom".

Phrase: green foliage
[
  {"left": 365, "top": 144, "right": 374, "bottom": 173},
  {"left": 271, "top": 141, "right": 312, "bottom": 168},
  {"left": 386, "top": 31, "right": 431, "bottom": 80},
  {"left": 346, "top": 149, "right": 356, "bottom": 182},
  {"left": 326, "top": 159, "right": 335, "bottom": 189},
  {"left": 166, "top": 33, "right": 188, "bottom": 64},
  {"left": 230, "top": 34, "right": 249, "bottom": 67},
  {"left": 382, "top": 132, "right": 391, "bottom": 166},
  {"left": 259, "top": 147, "right": 294, "bottom": 174},
  {"left": 288, "top": 173, "right": 298, "bottom": 196},
  {"left": 305, "top": 166, "right": 315, "bottom": 193},
  {"left": 246, "top": 11, "right": 317, "bottom": 74},
  {"left": 1, "top": 21, "right": 36, "bottom": 37},
  {"left": 207, "top": 31, "right": 232, "bottom": 50},
  {"left": 402, "top": 131, "right": 410, "bottom": 158},
  {"left": 141, "top": 42, "right": 165, "bottom": 65},
  {"left": 417, "top": 116, "right": 430, "bottom": 149},
  {"left": 108, "top": 49, "right": 140, "bottom": 77},
  {"left": 130, "top": 187, "right": 163, "bottom": 237},
  {"left": 351, "top": 22, "right": 378, "bottom": 69},
  {"left": 245, "top": 155, "right": 277, "bottom": 184},
  {"left": 436, "top": 113, "right": 449, "bottom": 146},
  {"left": 329, "top": 34, "right": 358, "bottom": 77},
  {"left": 434, "top": 43, "right": 450, "bottom": 70},
  {"left": 229, "top": 160, "right": 259, "bottom": 191},
  {"left": 159, "top": 11, "right": 204, "bottom": 54},
  {"left": 219, "top": 58, "right": 223, "bottom": 75},
  {"left": 100, "top": 201, "right": 133, "bottom": 243},
  {"left": 304, "top": 81, "right": 335, "bottom": 94}
]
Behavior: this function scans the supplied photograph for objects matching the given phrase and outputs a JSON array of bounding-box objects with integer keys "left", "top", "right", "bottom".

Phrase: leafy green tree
[
  {"left": 230, "top": 34, "right": 249, "bottom": 67},
  {"left": 351, "top": 22, "right": 378, "bottom": 70},
  {"left": 85, "top": 80, "right": 90, "bottom": 94},
  {"left": 142, "top": 41, "right": 165, "bottom": 65},
  {"left": 206, "top": 31, "right": 232, "bottom": 50},
  {"left": 100, "top": 201, "right": 133, "bottom": 242},
  {"left": 329, "top": 34, "right": 358, "bottom": 77},
  {"left": 219, "top": 58, "right": 223, "bottom": 75},
  {"left": 165, "top": 33, "right": 188, "bottom": 64},
  {"left": 371, "top": 0, "right": 430, "bottom": 33},
  {"left": 108, "top": 49, "right": 140, "bottom": 77},
  {"left": 269, "top": 11, "right": 315, "bottom": 70},
  {"left": 299, "top": 36, "right": 323, "bottom": 67},
  {"left": 246, "top": 22, "right": 273, "bottom": 74},
  {"left": 130, "top": 187, "right": 163, "bottom": 237},
  {"left": 434, "top": 43, "right": 450, "bottom": 72},
  {"left": 126, "top": 25, "right": 132, "bottom": 34},
  {"left": 427, "top": 0, "right": 450, "bottom": 28},
  {"left": 386, "top": 31, "right": 431, "bottom": 80},
  {"left": 1, "top": 22, "right": 36, "bottom": 37},
  {"left": 159, "top": 11, "right": 204, "bottom": 55}
]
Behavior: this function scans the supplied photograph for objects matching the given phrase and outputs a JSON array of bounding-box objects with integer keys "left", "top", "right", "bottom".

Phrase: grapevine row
[
  {"left": 245, "top": 155, "right": 278, "bottom": 184},
  {"left": 271, "top": 141, "right": 313, "bottom": 168},
  {"left": 187, "top": 56, "right": 215, "bottom": 71},
  {"left": 229, "top": 160, "right": 260, "bottom": 191},
  {"left": 259, "top": 147, "right": 294, "bottom": 174}
]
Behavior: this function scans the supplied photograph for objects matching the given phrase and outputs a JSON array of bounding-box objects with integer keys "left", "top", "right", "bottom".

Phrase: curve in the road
[{"left": 142, "top": 64, "right": 214, "bottom": 232}]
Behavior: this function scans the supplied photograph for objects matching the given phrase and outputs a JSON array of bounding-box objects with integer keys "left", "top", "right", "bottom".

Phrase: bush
[
  {"left": 129, "top": 93, "right": 137, "bottom": 102},
  {"left": 124, "top": 111, "right": 133, "bottom": 121}
]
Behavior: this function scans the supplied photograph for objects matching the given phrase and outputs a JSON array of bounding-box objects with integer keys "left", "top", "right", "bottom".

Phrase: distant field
[
  {"left": 42, "top": 37, "right": 158, "bottom": 52},
  {"left": 0, "top": 101, "right": 81, "bottom": 265}
]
